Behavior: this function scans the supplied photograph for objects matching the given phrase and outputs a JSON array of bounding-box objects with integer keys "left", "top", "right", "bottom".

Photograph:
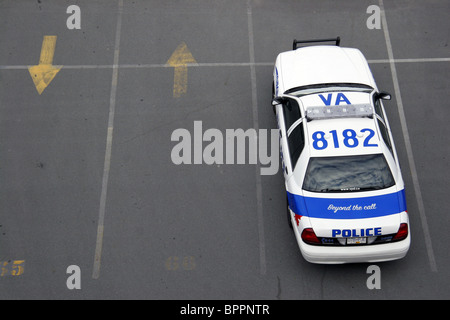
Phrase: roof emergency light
[{"left": 306, "top": 104, "right": 373, "bottom": 121}]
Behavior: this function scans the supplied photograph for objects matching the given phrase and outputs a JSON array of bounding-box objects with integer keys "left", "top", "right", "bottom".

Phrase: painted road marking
[
  {"left": 1, "top": 260, "right": 25, "bottom": 276},
  {"left": 165, "top": 256, "right": 196, "bottom": 271},
  {"left": 368, "top": 57, "right": 450, "bottom": 63},
  {"left": 28, "top": 36, "right": 62, "bottom": 95},
  {"left": 166, "top": 42, "right": 197, "bottom": 98},
  {"left": 92, "top": 0, "right": 124, "bottom": 280},
  {"left": 1, "top": 58, "right": 445, "bottom": 71},
  {"left": 247, "top": 0, "right": 266, "bottom": 276}
]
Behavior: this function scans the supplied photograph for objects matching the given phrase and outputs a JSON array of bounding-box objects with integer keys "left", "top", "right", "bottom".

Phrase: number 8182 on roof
[{"left": 272, "top": 37, "right": 410, "bottom": 264}]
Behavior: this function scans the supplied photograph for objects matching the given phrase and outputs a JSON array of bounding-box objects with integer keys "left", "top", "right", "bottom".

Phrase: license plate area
[{"left": 346, "top": 237, "right": 367, "bottom": 245}]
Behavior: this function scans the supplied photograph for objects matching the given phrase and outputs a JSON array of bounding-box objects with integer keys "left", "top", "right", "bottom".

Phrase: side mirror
[
  {"left": 376, "top": 91, "right": 391, "bottom": 101},
  {"left": 272, "top": 97, "right": 285, "bottom": 106}
]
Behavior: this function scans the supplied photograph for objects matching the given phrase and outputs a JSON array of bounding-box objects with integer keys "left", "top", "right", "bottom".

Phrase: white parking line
[
  {"left": 2, "top": 58, "right": 449, "bottom": 71},
  {"left": 92, "top": 0, "right": 124, "bottom": 280},
  {"left": 379, "top": 0, "right": 437, "bottom": 272},
  {"left": 368, "top": 57, "right": 450, "bottom": 64},
  {"left": 247, "top": 0, "right": 266, "bottom": 276}
]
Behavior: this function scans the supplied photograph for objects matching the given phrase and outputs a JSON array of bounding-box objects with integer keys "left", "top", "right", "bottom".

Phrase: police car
[{"left": 272, "top": 37, "right": 410, "bottom": 264}]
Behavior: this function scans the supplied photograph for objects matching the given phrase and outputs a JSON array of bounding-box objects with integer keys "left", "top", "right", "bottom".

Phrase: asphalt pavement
[{"left": 0, "top": 0, "right": 449, "bottom": 300}]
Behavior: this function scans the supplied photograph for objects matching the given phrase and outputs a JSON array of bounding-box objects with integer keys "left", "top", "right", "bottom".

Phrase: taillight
[
  {"left": 392, "top": 223, "right": 408, "bottom": 241},
  {"left": 301, "top": 228, "right": 321, "bottom": 245}
]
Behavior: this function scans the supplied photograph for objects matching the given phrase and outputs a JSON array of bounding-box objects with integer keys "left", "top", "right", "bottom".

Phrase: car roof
[
  {"left": 291, "top": 90, "right": 384, "bottom": 157},
  {"left": 276, "top": 46, "right": 376, "bottom": 91},
  {"left": 305, "top": 117, "right": 382, "bottom": 157}
]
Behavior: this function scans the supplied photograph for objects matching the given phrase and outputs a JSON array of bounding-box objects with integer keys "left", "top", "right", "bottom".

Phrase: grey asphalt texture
[{"left": 0, "top": 0, "right": 449, "bottom": 300}]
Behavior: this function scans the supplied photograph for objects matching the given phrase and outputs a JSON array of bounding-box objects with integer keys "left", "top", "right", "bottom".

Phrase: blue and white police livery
[{"left": 272, "top": 38, "right": 410, "bottom": 264}]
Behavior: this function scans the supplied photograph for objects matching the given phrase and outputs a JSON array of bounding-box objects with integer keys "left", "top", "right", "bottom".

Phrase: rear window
[{"left": 302, "top": 154, "right": 395, "bottom": 193}]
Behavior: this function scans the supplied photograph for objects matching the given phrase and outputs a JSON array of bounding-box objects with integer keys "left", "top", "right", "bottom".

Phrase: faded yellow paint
[
  {"left": 1, "top": 260, "right": 25, "bottom": 276},
  {"left": 165, "top": 256, "right": 196, "bottom": 271},
  {"left": 166, "top": 42, "right": 196, "bottom": 98},
  {"left": 173, "top": 65, "right": 188, "bottom": 98},
  {"left": 28, "top": 36, "right": 62, "bottom": 95}
]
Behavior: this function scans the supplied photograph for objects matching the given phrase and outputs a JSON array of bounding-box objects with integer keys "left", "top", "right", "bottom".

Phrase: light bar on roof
[{"left": 306, "top": 104, "right": 373, "bottom": 120}]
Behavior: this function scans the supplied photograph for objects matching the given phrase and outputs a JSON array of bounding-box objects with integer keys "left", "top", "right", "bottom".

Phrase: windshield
[
  {"left": 285, "top": 83, "right": 373, "bottom": 97},
  {"left": 302, "top": 154, "right": 395, "bottom": 193}
]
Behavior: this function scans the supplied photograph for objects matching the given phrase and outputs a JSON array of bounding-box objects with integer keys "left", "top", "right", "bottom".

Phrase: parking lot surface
[{"left": 1, "top": 0, "right": 449, "bottom": 299}]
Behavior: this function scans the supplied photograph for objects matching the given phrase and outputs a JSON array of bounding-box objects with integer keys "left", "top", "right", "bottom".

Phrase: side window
[
  {"left": 374, "top": 99, "right": 384, "bottom": 119},
  {"left": 283, "top": 98, "right": 301, "bottom": 131},
  {"left": 377, "top": 119, "right": 393, "bottom": 154},
  {"left": 288, "top": 122, "right": 305, "bottom": 169},
  {"left": 374, "top": 97, "right": 393, "bottom": 154}
]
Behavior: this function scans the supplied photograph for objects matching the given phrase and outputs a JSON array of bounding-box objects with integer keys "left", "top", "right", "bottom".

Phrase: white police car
[{"left": 272, "top": 38, "right": 410, "bottom": 264}]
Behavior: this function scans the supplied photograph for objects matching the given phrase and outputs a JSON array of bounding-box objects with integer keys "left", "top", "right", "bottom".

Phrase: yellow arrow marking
[
  {"left": 28, "top": 35, "right": 62, "bottom": 95},
  {"left": 166, "top": 42, "right": 197, "bottom": 98}
]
